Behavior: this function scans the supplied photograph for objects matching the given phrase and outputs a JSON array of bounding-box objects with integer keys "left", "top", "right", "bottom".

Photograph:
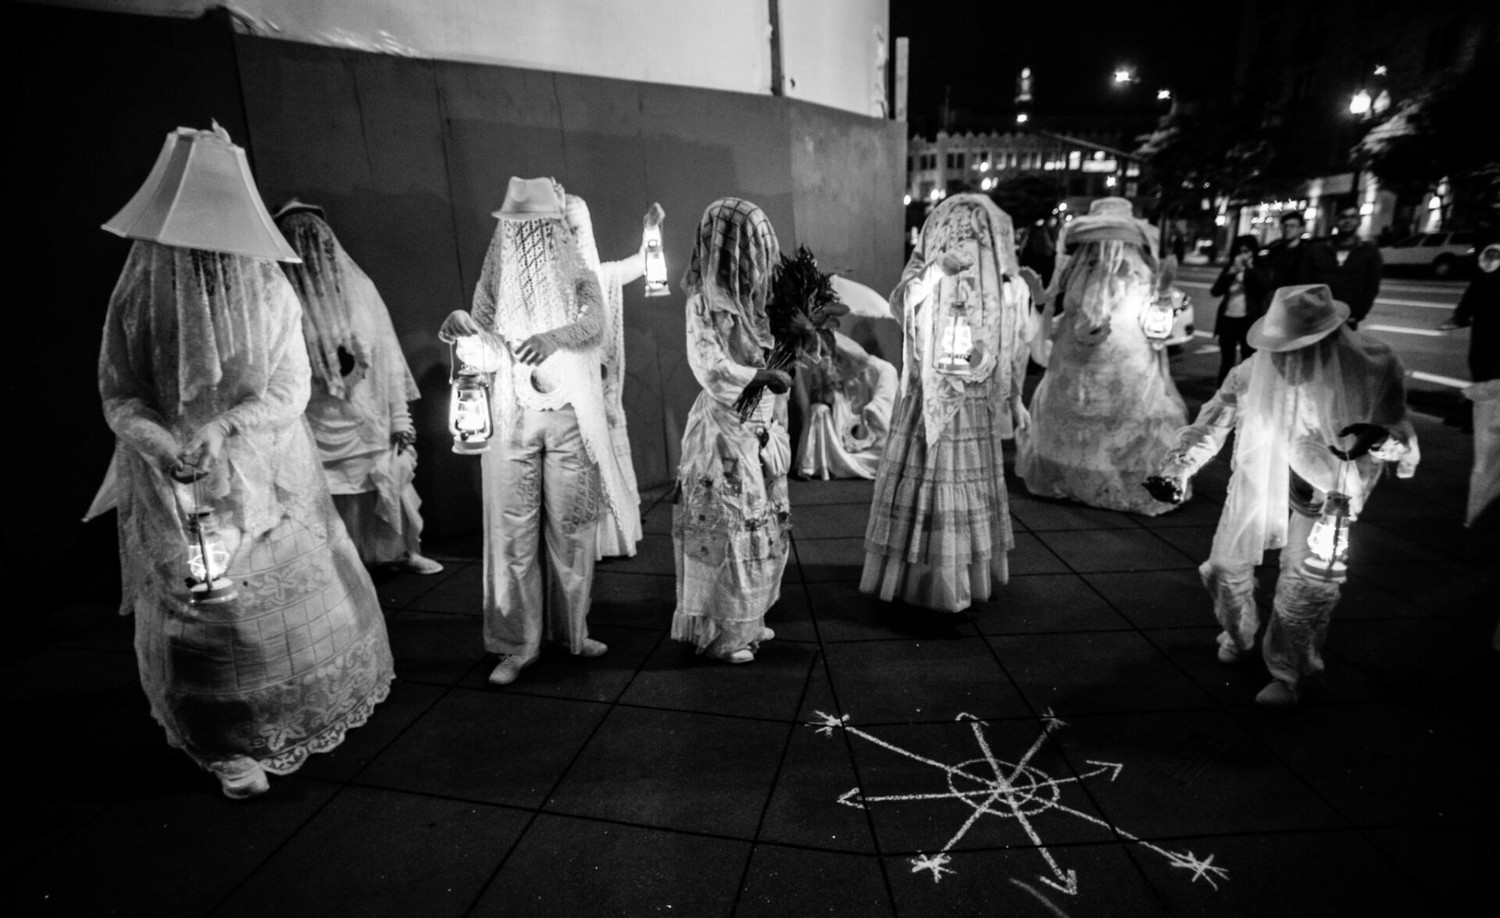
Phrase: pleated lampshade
[{"left": 103, "top": 122, "right": 299, "bottom": 262}]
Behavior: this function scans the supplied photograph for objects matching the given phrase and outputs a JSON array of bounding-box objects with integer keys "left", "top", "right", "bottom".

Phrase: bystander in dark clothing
[
  {"left": 1304, "top": 206, "right": 1382, "bottom": 329},
  {"left": 1260, "top": 213, "right": 1312, "bottom": 289},
  {"left": 1210, "top": 235, "right": 1271, "bottom": 383},
  {"left": 1447, "top": 243, "right": 1500, "bottom": 382}
]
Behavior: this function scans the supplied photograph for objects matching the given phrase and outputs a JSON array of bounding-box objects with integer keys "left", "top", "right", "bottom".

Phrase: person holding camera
[{"left": 1210, "top": 234, "right": 1271, "bottom": 384}]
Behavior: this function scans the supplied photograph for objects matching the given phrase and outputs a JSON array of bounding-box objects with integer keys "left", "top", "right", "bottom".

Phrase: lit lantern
[
  {"left": 449, "top": 340, "right": 494, "bottom": 455},
  {"left": 643, "top": 203, "right": 669, "bottom": 298},
  {"left": 172, "top": 475, "right": 237, "bottom": 605},
  {"left": 935, "top": 272, "right": 976, "bottom": 375},
  {"left": 1141, "top": 293, "right": 1176, "bottom": 343},
  {"left": 1302, "top": 491, "right": 1352, "bottom": 581}
]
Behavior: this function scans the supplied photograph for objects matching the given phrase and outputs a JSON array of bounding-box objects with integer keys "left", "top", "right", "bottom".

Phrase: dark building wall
[{"left": 11, "top": 3, "right": 905, "bottom": 605}]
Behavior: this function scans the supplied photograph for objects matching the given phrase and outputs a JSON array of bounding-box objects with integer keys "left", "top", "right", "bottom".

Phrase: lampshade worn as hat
[
  {"left": 1064, "top": 196, "right": 1157, "bottom": 266},
  {"left": 492, "top": 177, "right": 566, "bottom": 221},
  {"left": 272, "top": 198, "right": 327, "bottom": 222},
  {"left": 1247, "top": 284, "right": 1350, "bottom": 352},
  {"left": 103, "top": 123, "right": 300, "bottom": 262}
]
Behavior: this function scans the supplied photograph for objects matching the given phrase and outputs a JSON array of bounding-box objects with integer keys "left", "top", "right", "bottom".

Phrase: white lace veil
[
  {"left": 894, "top": 194, "right": 1021, "bottom": 445},
  {"left": 277, "top": 211, "right": 371, "bottom": 399},
  {"left": 681, "top": 197, "right": 780, "bottom": 361}
]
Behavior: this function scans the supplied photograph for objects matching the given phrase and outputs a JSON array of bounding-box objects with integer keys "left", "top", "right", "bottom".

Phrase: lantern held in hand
[
  {"left": 643, "top": 203, "right": 669, "bottom": 298},
  {"left": 449, "top": 339, "right": 494, "bottom": 455},
  {"left": 1302, "top": 490, "right": 1352, "bottom": 581},
  {"left": 172, "top": 474, "right": 237, "bottom": 605},
  {"left": 1141, "top": 293, "right": 1176, "bottom": 343},
  {"left": 935, "top": 272, "right": 976, "bottom": 375}
]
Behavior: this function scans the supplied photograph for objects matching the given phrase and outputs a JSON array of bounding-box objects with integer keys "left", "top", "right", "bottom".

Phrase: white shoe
[
  {"left": 578, "top": 638, "right": 609, "bottom": 659},
  {"left": 1216, "top": 643, "right": 1244, "bottom": 665},
  {"left": 212, "top": 756, "right": 269, "bottom": 800},
  {"left": 488, "top": 653, "right": 537, "bottom": 685},
  {"left": 398, "top": 553, "right": 445, "bottom": 575},
  {"left": 721, "top": 649, "right": 755, "bottom": 665},
  {"left": 759, "top": 627, "right": 776, "bottom": 642}
]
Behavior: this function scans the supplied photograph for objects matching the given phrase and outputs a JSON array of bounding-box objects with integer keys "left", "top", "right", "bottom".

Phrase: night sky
[{"left": 890, "top": 0, "right": 1242, "bottom": 136}]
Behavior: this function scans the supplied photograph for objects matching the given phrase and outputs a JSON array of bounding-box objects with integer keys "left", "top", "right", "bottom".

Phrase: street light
[
  {"left": 1016, "top": 112, "right": 1029, "bottom": 125},
  {"left": 1113, "top": 67, "right": 1135, "bottom": 85},
  {"left": 1349, "top": 89, "right": 1372, "bottom": 116},
  {"left": 1156, "top": 89, "right": 1172, "bottom": 101}
]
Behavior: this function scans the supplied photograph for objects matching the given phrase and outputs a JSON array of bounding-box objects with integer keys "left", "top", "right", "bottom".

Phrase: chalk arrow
[
  {"left": 1084, "top": 759, "right": 1125, "bottom": 781},
  {"left": 954, "top": 712, "right": 988, "bottom": 725},
  {"left": 837, "top": 787, "right": 866, "bottom": 809},
  {"left": 1038, "top": 868, "right": 1079, "bottom": 896}
]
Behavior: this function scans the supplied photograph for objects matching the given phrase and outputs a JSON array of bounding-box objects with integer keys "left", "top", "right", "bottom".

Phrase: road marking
[
  {"left": 1375, "top": 298, "right": 1453, "bottom": 310},
  {"left": 1409, "top": 371, "right": 1472, "bottom": 388},
  {"left": 1364, "top": 324, "right": 1445, "bottom": 337}
]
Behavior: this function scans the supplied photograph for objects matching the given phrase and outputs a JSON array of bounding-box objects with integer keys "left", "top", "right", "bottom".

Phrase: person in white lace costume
[
  {"left": 564, "top": 193, "right": 658, "bottom": 559},
  {"left": 861, "top": 194, "right": 1031, "bottom": 613},
  {"left": 794, "top": 330, "right": 899, "bottom": 479},
  {"left": 672, "top": 198, "right": 792, "bottom": 663},
  {"left": 97, "top": 242, "right": 395, "bottom": 799},
  {"left": 1016, "top": 197, "right": 1189, "bottom": 515},
  {"left": 439, "top": 177, "right": 617, "bottom": 686},
  {"left": 276, "top": 203, "right": 442, "bottom": 574},
  {"left": 1148, "top": 284, "right": 1419, "bottom": 705}
]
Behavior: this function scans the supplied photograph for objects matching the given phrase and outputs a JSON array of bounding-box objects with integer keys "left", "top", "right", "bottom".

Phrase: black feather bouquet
[{"left": 732, "top": 244, "right": 851, "bottom": 421}]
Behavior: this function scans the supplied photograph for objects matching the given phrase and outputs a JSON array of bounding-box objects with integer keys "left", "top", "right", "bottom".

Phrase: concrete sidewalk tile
[
  {"left": 1233, "top": 701, "right": 1495, "bottom": 828},
  {"left": 1144, "top": 626, "right": 1395, "bottom": 708},
  {"left": 789, "top": 478, "right": 878, "bottom": 506},
  {"left": 992, "top": 631, "right": 1217, "bottom": 715},
  {"left": 359, "top": 691, "right": 608, "bottom": 809},
  {"left": 372, "top": 559, "right": 468, "bottom": 612},
  {"left": 1145, "top": 830, "right": 1430, "bottom": 918},
  {"left": 382, "top": 609, "right": 489, "bottom": 686},
  {"left": 1010, "top": 498, "right": 1144, "bottom": 531},
  {"left": 9, "top": 777, "right": 340, "bottom": 917},
  {"left": 1084, "top": 569, "right": 1219, "bottom": 629},
  {"left": 794, "top": 537, "right": 870, "bottom": 583},
  {"left": 295, "top": 682, "right": 446, "bottom": 782},
  {"left": 1345, "top": 561, "right": 1496, "bottom": 617},
  {"left": 804, "top": 581, "right": 982, "bottom": 642},
  {"left": 758, "top": 727, "right": 880, "bottom": 854},
  {"left": 791, "top": 501, "right": 875, "bottom": 539},
  {"left": 738, "top": 845, "right": 895, "bottom": 917},
  {"left": 212, "top": 786, "right": 529, "bottom": 918},
  {"left": 1037, "top": 528, "right": 1199, "bottom": 573},
  {"left": 970, "top": 573, "right": 1132, "bottom": 635},
  {"left": 402, "top": 562, "right": 484, "bottom": 615},
  {"left": 1007, "top": 531, "right": 1072, "bottom": 575},
  {"left": 884, "top": 843, "right": 1161, "bottom": 914},
  {"left": 587, "top": 570, "right": 676, "bottom": 631},
  {"left": 545, "top": 706, "right": 786, "bottom": 839},
  {"left": 456, "top": 624, "right": 664, "bottom": 705},
  {"left": 1365, "top": 827, "right": 1500, "bottom": 914},
  {"left": 619, "top": 638, "right": 817, "bottom": 722},
  {"left": 593, "top": 533, "right": 677, "bottom": 576},
  {"left": 823, "top": 637, "right": 1031, "bottom": 724},
  {"left": 1048, "top": 709, "right": 1346, "bottom": 837},
  {"left": 472, "top": 814, "right": 749, "bottom": 917}
]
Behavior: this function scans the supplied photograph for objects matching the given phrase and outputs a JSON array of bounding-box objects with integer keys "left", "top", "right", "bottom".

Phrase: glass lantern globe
[
  {"left": 1302, "top": 491, "right": 1352, "bottom": 581},
  {"left": 935, "top": 272, "right": 977, "bottom": 375},
  {"left": 449, "top": 340, "right": 495, "bottom": 455},
  {"left": 643, "top": 205, "right": 669, "bottom": 298}
]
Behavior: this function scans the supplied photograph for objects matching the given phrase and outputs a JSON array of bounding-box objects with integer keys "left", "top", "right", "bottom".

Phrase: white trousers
[
  {"left": 481, "top": 406, "right": 601, "bottom": 658},
  {"left": 1200, "top": 510, "right": 1342, "bottom": 688}
]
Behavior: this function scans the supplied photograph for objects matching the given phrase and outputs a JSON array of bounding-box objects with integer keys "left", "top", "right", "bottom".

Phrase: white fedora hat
[{"left": 1247, "top": 284, "right": 1349, "bottom": 352}]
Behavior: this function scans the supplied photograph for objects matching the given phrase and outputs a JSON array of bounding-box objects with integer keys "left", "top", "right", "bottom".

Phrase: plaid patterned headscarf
[{"left": 680, "top": 197, "right": 780, "bottom": 353}]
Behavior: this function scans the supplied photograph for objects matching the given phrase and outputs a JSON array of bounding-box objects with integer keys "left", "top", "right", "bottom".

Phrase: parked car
[{"left": 1379, "top": 231, "right": 1478, "bottom": 278}]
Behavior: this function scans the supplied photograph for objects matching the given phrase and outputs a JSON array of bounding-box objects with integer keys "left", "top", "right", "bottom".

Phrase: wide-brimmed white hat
[
  {"left": 103, "top": 123, "right": 299, "bottom": 262},
  {"left": 1247, "top": 284, "right": 1350, "bottom": 352},
  {"left": 1063, "top": 196, "right": 1157, "bottom": 266},
  {"left": 492, "top": 176, "right": 565, "bottom": 221}
]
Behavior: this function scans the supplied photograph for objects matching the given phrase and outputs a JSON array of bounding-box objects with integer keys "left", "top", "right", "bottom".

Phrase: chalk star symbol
[
  {"left": 1166, "top": 850, "right": 1229, "bottom": 890},
  {"left": 910, "top": 852, "right": 954, "bottom": 882},
  {"left": 809, "top": 710, "right": 1227, "bottom": 895}
]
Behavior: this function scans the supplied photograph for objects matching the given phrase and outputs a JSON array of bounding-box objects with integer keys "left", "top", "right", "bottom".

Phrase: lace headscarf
[
  {"left": 894, "top": 194, "right": 1023, "bottom": 445},
  {"left": 1056, "top": 238, "right": 1154, "bottom": 344},
  {"left": 1212, "top": 327, "right": 1419, "bottom": 566},
  {"left": 681, "top": 197, "right": 780, "bottom": 357},
  {"left": 102, "top": 241, "right": 284, "bottom": 420},
  {"left": 277, "top": 211, "right": 371, "bottom": 399}
]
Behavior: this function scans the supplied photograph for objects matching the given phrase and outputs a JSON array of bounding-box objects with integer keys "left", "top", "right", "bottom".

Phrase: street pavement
[{"left": 1176, "top": 265, "right": 1473, "bottom": 407}]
